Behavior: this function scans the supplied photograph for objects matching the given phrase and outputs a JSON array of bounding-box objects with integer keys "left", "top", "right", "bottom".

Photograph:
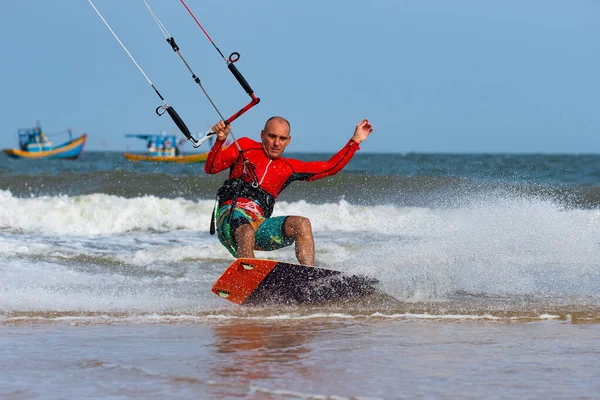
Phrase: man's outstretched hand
[{"left": 351, "top": 119, "right": 374, "bottom": 144}]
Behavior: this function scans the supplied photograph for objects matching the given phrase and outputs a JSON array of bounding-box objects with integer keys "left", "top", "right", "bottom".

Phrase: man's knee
[
  {"left": 234, "top": 223, "right": 255, "bottom": 242},
  {"left": 285, "top": 216, "right": 312, "bottom": 237},
  {"left": 234, "top": 223, "right": 256, "bottom": 258}
]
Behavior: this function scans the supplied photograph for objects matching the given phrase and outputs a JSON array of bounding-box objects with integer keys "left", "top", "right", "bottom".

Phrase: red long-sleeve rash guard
[{"left": 204, "top": 137, "right": 360, "bottom": 203}]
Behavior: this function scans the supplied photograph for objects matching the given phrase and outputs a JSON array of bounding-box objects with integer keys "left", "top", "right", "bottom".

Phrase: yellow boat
[
  {"left": 3, "top": 123, "right": 87, "bottom": 160},
  {"left": 124, "top": 133, "right": 208, "bottom": 163}
]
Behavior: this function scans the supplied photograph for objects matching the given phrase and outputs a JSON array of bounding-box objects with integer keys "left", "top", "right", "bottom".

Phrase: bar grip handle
[
  {"left": 165, "top": 106, "right": 194, "bottom": 142},
  {"left": 228, "top": 63, "right": 254, "bottom": 95},
  {"left": 156, "top": 105, "right": 200, "bottom": 146}
]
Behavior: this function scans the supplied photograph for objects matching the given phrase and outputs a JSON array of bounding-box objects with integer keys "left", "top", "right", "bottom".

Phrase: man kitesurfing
[
  {"left": 88, "top": 0, "right": 379, "bottom": 303},
  {"left": 205, "top": 117, "right": 374, "bottom": 266}
]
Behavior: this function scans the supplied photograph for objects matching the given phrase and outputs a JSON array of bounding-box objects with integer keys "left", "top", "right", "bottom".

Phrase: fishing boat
[
  {"left": 3, "top": 122, "right": 87, "bottom": 160},
  {"left": 124, "top": 133, "right": 209, "bottom": 163}
]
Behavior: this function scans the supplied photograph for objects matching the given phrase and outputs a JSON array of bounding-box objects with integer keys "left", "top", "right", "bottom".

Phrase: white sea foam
[
  {"left": 0, "top": 254, "right": 224, "bottom": 312},
  {"left": 0, "top": 190, "right": 210, "bottom": 235},
  {"left": 2, "top": 190, "right": 597, "bottom": 237}
]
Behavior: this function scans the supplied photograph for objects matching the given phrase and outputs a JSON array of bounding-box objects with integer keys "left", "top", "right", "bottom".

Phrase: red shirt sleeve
[
  {"left": 204, "top": 139, "right": 239, "bottom": 174},
  {"left": 286, "top": 139, "right": 360, "bottom": 181}
]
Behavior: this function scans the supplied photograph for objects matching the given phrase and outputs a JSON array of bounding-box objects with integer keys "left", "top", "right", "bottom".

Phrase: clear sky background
[{"left": 1, "top": 0, "right": 599, "bottom": 153}]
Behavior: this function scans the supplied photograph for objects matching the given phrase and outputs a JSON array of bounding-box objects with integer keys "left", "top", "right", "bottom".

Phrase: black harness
[{"left": 209, "top": 178, "right": 276, "bottom": 235}]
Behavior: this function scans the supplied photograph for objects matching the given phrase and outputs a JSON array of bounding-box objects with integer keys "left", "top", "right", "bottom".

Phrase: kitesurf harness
[
  {"left": 209, "top": 153, "right": 274, "bottom": 235},
  {"left": 212, "top": 178, "right": 276, "bottom": 224}
]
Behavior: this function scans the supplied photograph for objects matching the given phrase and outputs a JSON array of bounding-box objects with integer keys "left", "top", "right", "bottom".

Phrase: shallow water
[{"left": 2, "top": 319, "right": 599, "bottom": 399}]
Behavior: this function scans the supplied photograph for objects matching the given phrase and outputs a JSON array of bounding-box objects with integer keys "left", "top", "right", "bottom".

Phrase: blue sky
[{"left": 1, "top": 0, "right": 599, "bottom": 153}]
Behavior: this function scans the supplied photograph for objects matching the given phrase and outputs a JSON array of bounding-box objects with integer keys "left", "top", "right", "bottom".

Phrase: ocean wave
[{"left": 1, "top": 190, "right": 598, "bottom": 236}]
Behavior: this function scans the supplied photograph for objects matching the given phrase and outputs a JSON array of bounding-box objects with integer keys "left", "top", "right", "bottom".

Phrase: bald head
[
  {"left": 263, "top": 116, "right": 291, "bottom": 134},
  {"left": 261, "top": 116, "right": 291, "bottom": 159}
]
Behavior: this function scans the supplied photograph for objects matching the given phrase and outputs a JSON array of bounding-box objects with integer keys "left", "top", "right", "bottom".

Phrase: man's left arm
[{"left": 291, "top": 119, "right": 374, "bottom": 181}]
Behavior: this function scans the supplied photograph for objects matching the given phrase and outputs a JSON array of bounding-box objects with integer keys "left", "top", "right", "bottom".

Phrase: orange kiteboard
[{"left": 212, "top": 258, "right": 378, "bottom": 305}]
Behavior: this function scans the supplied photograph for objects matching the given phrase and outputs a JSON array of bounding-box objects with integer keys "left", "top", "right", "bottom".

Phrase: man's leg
[
  {"left": 284, "top": 216, "right": 315, "bottom": 266},
  {"left": 234, "top": 223, "right": 257, "bottom": 258}
]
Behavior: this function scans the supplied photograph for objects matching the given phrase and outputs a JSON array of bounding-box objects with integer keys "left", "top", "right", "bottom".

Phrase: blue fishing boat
[
  {"left": 3, "top": 122, "right": 87, "bottom": 160},
  {"left": 124, "top": 133, "right": 208, "bottom": 163}
]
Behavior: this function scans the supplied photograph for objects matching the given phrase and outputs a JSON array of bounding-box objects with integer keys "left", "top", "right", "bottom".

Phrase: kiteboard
[{"left": 212, "top": 258, "right": 379, "bottom": 305}]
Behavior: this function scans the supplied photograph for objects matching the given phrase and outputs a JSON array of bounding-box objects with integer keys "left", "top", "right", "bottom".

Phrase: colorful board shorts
[{"left": 216, "top": 202, "right": 295, "bottom": 258}]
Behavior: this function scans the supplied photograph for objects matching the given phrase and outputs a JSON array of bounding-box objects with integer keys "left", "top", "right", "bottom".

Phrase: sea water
[{"left": 1, "top": 152, "right": 599, "bottom": 399}]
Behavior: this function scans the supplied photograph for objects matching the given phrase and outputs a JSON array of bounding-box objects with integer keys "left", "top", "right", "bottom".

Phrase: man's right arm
[
  {"left": 204, "top": 121, "right": 237, "bottom": 174},
  {"left": 204, "top": 138, "right": 230, "bottom": 174}
]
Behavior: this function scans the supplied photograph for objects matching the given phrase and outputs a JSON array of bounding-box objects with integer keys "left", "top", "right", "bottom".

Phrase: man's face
[{"left": 261, "top": 120, "right": 291, "bottom": 159}]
